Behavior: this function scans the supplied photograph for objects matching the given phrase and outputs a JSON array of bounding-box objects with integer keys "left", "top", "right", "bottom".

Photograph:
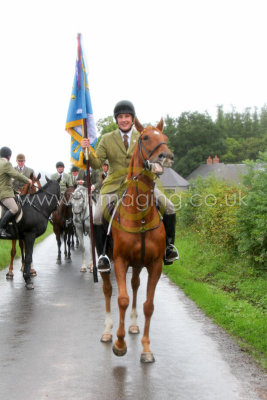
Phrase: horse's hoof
[
  {"left": 56, "top": 260, "right": 61, "bottom": 265},
  {"left": 100, "top": 334, "right": 112, "bottom": 343},
  {"left": 30, "top": 269, "right": 37, "bottom": 277},
  {"left": 112, "top": 344, "right": 127, "bottom": 357},
  {"left": 6, "top": 273, "right": 14, "bottom": 280},
  {"left": 140, "top": 352, "right": 155, "bottom": 363},
  {"left": 25, "top": 282, "right": 34, "bottom": 290},
  {"left": 128, "top": 325, "right": 140, "bottom": 334},
  {"left": 80, "top": 267, "right": 87, "bottom": 272}
]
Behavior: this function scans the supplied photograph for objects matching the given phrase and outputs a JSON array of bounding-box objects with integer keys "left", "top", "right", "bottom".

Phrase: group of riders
[{"left": 0, "top": 100, "right": 179, "bottom": 273}]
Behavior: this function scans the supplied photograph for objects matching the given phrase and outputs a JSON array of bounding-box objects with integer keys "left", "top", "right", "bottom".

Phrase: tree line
[{"left": 97, "top": 105, "right": 267, "bottom": 178}]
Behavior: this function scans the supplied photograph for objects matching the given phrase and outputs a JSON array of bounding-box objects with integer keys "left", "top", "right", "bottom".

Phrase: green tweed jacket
[
  {"left": 50, "top": 172, "right": 72, "bottom": 194},
  {"left": 0, "top": 158, "right": 29, "bottom": 200},
  {"left": 88, "top": 128, "right": 140, "bottom": 195},
  {"left": 13, "top": 165, "right": 34, "bottom": 192}
]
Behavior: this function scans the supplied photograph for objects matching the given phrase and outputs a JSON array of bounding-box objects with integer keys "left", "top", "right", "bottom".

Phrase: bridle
[{"left": 137, "top": 133, "right": 168, "bottom": 172}]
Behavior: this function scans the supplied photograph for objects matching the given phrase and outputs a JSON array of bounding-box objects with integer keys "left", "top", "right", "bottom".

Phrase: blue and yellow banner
[{"left": 65, "top": 33, "right": 97, "bottom": 169}]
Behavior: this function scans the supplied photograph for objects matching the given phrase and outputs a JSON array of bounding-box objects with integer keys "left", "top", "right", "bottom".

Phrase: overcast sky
[{"left": 1, "top": 0, "right": 266, "bottom": 174}]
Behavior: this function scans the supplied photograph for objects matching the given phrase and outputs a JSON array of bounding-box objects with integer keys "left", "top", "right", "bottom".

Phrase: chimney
[
  {"left": 206, "top": 156, "right": 212, "bottom": 165},
  {"left": 213, "top": 155, "right": 219, "bottom": 164}
]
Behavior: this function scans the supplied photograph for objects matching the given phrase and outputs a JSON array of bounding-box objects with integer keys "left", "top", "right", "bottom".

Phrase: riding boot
[
  {"left": 93, "top": 224, "right": 111, "bottom": 273},
  {"left": 163, "top": 213, "right": 179, "bottom": 265},
  {"left": 0, "top": 210, "right": 14, "bottom": 238}
]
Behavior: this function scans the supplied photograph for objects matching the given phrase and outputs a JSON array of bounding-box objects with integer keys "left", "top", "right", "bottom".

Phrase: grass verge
[
  {"left": 0, "top": 223, "right": 53, "bottom": 271},
  {"left": 163, "top": 229, "right": 267, "bottom": 370}
]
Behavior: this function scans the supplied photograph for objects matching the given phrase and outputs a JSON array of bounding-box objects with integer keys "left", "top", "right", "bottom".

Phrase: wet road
[{"left": 0, "top": 234, "right": 266, "bottom": 400}]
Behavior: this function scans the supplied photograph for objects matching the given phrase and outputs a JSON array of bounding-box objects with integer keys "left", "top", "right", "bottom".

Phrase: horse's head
[
  {"left": 70, "top": 186, "right": 87, "bottom": 223},
  {"left": 134, "top": 117, "right": 174, "bottom": 175},
  {"left": 61, "top": 186, "right": 75, "bottom": 206}
]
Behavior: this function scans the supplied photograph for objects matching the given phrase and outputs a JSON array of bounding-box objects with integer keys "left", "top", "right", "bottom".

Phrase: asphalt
[{"left": 0, "top": 234, "right": 266, "bottom": 400}]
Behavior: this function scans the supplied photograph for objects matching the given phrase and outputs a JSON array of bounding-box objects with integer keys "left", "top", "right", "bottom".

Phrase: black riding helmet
[
  {"left": 56, "top": 161, "right": 65, "bottom": 168},
  {"left": 0, "top": 146, "right": 12, "bottom": 159},
  {"left": 113, "top": 100, "right": 135, "bottom": 121}
]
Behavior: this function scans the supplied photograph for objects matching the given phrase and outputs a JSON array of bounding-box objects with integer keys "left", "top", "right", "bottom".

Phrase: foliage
[
  {"left": 234, "top": 152, "right": 267, "bottom": 266},
  {"left": 164, "top": 229, "right": 267, "bottom": 369},
  {"left": 96, "top": 116, "right": 117, "bottom": 137},
  {"left": 163, "top": 104, "right": 267, "bottom": 177},
  {"left": 177, "top": 176, "right": 242, "bottom": 249}
]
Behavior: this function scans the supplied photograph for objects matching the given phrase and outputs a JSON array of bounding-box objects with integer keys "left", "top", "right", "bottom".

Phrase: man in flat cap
[{"left": 13, "top": 153, "right": 34, "bottom": 193}]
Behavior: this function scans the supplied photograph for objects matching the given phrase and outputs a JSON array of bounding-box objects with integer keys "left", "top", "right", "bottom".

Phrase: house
[
  {"left": 159, "top": 168, "right": 189, "bottom": 192},
  {"left": 186, "top": 156, "right": 249, "bottom": 185}
]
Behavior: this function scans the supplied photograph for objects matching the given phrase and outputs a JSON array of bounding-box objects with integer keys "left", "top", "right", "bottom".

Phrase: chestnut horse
[
  {"left": 6, "top": 173, "right": 42, "bottom": 280},
  {"left": 100, "top": 117, "right": 174, "bottom": 363}
]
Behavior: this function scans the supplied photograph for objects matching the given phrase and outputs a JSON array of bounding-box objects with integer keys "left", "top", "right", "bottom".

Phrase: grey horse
[{"left": 70, "top": 185, "right": 95, "bottom": 272}]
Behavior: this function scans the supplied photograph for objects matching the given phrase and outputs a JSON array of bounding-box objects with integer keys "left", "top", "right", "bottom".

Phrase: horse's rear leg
[
  {"left": 6, "top": 240, "right": 16, "bottom": 280},
  {"left": 140, "top": 262, "right": 162, "bottom": 363},
  {"left": 100, "top": 272, "right": 113, "bottom": 343},
  {"left": 113, "top": 261, "right": 129, "bottom": 357},
  {"left": 129, "top": 267, "right": 142, "bottom": 334}
]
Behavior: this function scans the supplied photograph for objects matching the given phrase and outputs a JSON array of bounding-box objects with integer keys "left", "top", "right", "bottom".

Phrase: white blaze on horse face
[{"left": 153, "top": 130, "right": 160, "bottom": 135}]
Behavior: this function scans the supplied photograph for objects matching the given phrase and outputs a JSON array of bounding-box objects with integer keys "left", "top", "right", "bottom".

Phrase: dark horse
[
  {"left": 6, "top": 173, "right": 42, "bottom": 280},
  {"left": 3, "top": 177, "right": 60, "bottom": 289},
  {"left": 100, "top": 117, "right": 174, "bottom": 363},
  {"left": 52, "top": 185, "right": 75, "bottom": 264}
]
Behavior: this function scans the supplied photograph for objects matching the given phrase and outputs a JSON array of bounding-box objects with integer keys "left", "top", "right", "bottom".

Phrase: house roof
[
  {"left": 159, "top": 168, "right": 189, "bottom": 188},
  {"left": 186, "top": 163, "right": 249, "bottom": 184}
]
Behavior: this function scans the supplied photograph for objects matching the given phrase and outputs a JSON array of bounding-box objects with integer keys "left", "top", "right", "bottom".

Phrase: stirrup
[
  {"left": 165, "top": 244, "right": 179, "bottom": 262},
  {"left": 0, "top": 229, "right": 12, "bottom": 239},
  {"left": 97, "top": 255, "right": 111, "bottom": 273}
]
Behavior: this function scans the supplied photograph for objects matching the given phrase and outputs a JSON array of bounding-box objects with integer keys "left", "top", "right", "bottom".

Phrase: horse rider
[
  {"left": 76, "top": 166, "right": 102, "bottom": 197},
  {"left": 13, "top": 153, "right": 34, "bottom": 193},
  {"left": 101, "top": 160, "right": 109, "bottom": 182},
  {"left": 50, "top": 161, "right": 72, "bottom": 195},
  {"left": 81, "top": 100, "right": 179, "bottom": 272},
  {"left": 70, "top": 166, "right": 79, "bottom": 185},
  {"left": 0, "top": 147, "right": 33, "bottom": 238}
]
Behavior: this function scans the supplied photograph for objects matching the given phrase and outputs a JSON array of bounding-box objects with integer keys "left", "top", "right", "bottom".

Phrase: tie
[
  {"left": 123, "top": 134, "right": 129, "bottom": 151},
  {"left": 19, "top": 168, "right": 23, "bottom": 173}
]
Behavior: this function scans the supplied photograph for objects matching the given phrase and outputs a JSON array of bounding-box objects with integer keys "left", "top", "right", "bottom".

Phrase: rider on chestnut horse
[{"left": 81, "top": 100, "right": 179, "bottom": 272}]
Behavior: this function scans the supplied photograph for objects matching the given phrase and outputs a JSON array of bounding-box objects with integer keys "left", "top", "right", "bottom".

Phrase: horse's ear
[
  {"left": 134, "top": 116, "right": 144, "bottom": 133},
  {"left": 37, "top": 173, "right": 41, "bottom": 180},
  {"left": 156, "top": 118, "right": 164, "bottom": 132},
  {"left": 30, "top": 172, "right": 33, "bottom": 179},
  {"left": 45, "top": 175, "right": 51, "bottom": 183}
]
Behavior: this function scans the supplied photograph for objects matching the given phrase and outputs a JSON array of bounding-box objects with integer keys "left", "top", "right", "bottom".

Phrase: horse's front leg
[
  {"left": 129, "top": 267, "right": 142, "bottom": 334},
  {"left": 6, "top": 240, "right": 16, "bottom": 280},
  {"left": 87, "top": 234, "right": 93, "bottom": 273},
  {"left": 100, "top": 271, "right": 113, "bottom": 343},
  {"left": 79, "top": 233, "right": 87, "bottom": 272},
  {"left": 141, "top": 261, "right": 162, "bottom": 363},
  {"left": 23, "top": 234, "right": 35, "bottom": 290},
  {"left": 56, "top": 233, "right": 62, "bottom": 264},
  {"left": 113, "top": 259, "right": 129, "bottom": 357}
]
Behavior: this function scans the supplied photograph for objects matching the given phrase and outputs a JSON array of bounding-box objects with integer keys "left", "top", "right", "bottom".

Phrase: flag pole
[{"left": 83, "top": 118, "right": 98, "bottom": 283}]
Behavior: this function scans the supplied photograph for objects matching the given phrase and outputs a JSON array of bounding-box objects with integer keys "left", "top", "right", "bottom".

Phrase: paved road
[{"left": 0, "top": 234, "right": 266, "bottom": 400}]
